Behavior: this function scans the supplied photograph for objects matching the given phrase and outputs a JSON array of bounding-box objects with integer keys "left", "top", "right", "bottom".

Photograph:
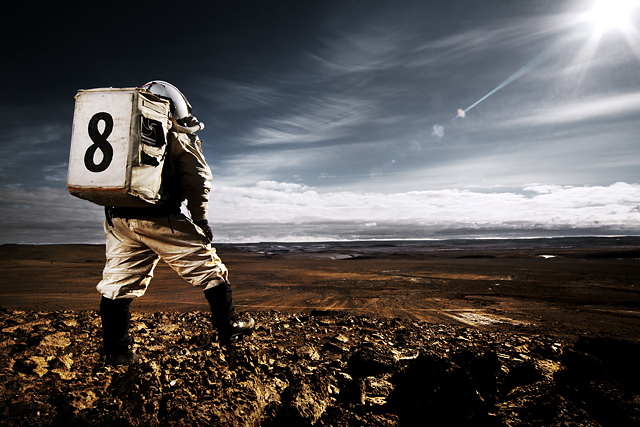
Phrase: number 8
[{"left": 84, "top": 112, "right": 114, "bottom": 173}]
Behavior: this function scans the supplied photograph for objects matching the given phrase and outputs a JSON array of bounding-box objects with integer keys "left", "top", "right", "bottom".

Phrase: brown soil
[{"left": 0, "top": 244, "right": 639, "bottom": 426}]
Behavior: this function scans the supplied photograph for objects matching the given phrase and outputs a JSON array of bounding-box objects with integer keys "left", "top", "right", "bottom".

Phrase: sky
[{"left": 1, "top": 0, "right": 639, "bottom": 244}]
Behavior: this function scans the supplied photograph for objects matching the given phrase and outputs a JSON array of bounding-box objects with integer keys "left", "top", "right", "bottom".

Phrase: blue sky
[{"left": 1, "top": 0, "right": 639, "bottom": 243}]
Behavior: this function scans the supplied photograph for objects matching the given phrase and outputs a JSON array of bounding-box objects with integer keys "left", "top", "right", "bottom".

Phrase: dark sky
[{"left": 2, "top": 0, "right": 639, "bottom": 243}]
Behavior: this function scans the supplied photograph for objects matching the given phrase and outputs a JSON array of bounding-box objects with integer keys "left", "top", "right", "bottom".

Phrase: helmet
[{"left": 141, "top": 80, "right": 192, "bottom": 120}]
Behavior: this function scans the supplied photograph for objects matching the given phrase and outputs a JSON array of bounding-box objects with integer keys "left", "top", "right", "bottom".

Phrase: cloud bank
[{"left": 2, "top": 182, "right": 638, "bottom": 244}]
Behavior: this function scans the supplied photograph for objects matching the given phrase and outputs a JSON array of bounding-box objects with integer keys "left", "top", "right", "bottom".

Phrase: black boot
[
  {"left": 100, "top": 296, "right": 138, "bottom": 366},
  {"left": 204, "top": 282, "right": 255, "bottom": 347}
]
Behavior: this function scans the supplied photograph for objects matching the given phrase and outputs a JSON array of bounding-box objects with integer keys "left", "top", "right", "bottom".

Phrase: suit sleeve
[{"left": 167, "top": 131, "right": 212, "bottom": 221}]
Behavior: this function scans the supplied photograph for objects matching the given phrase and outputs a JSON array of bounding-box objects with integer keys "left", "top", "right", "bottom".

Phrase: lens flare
[{"left": 456, "top": 44, "right": 560, "bottom": 120}]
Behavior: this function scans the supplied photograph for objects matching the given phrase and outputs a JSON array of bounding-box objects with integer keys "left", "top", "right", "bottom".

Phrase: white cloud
[
  {"left": 255, "top": 181, "right": 310, "bottom": 192},
  {"left": 2, "top": 181, "right": 639, "bottom": 244},
  {"left": 509, "top": 92, "right": 640, "bottom": 126},
  {"left": 202, "top": 79, "right": 282, "bottom": 111},
  {"left": 43, "top": 162, "right": 69, "bottom": 182},
  {"left": 310, "top": 23, "right": 406, "bottom": 75},
  {"left": 213, "top": 149, "right": 326, "bottom": 186},
  {"left": 209, "top": 181, "right": 640, "bottom": 229},
  {"left": 409, "top": 13, "right": 567, "bottom": 70},
  {"left": 246, "top": 96, "right": 374, "bottom": 146}
]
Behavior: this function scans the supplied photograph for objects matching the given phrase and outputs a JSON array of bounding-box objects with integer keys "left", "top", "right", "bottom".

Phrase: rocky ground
[{"left": 1, "top": 307, "right": 639, "bottom": 426}]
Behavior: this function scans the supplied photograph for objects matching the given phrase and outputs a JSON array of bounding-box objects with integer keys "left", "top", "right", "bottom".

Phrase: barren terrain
[{"left": 0, "top": 242, "right": 639, "bottom": 426}]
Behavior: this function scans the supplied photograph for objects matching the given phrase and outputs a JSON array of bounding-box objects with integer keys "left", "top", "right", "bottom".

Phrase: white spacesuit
[{"left": 97, "top": 81, "right": 254, "bottom": 366}]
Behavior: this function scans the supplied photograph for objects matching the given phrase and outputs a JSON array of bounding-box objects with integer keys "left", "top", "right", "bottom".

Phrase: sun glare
[
  {"left": 571, "top": 0, "right": 640, "bottom": 72},
  {"left": 586, "top": 0, "right": 639, "bottom": 31},
  {"left": 561, "top": 0, "right": 640, "bottom": 91}
]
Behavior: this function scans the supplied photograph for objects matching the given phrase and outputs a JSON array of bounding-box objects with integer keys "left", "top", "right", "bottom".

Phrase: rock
[
  {"left": 295, "top": 345, "right": 320, "bottom": 361},
  {"left": 389, "top": 352, "right": 494, "bottom": 425},
  {"left": 0, "top": 309, "right": 638, "bottom": 426},
  {"left": 320, "top": 341, "right": 346, "bottom": 354},
  {"left": 69, "top": 390, "right": 98, "bottom": 411},
  {"left": 14, "top": 355, "right": 50, "bottom": 377},
  {"left": 277, "top": 368, "right": 334, "bottom": 425},
  {"left": 347, "top": 345, "right": 396, "bottom": 378},
  {"left": 49, "top": 353, "right": 75, "bottom": 379},
  {"left": 337, "top": 373, "right": 365, "bottom": 405},
  {"left": 39, "top": 332, "right": 71, "bottom": 348},
  {"left": 364, "top": 375, "right": 394, "bottom": 398},
  {"left": 555, "top": 343, "right": 640, "bottom": 427}
]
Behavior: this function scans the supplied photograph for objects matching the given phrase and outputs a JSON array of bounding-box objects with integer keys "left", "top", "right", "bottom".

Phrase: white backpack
[{"left": 67, "top": 88, "right": 171, "bottom": 207}]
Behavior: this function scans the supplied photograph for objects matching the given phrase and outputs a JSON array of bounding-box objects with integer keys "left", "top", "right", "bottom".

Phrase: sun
[
  {"left": 585, "top": 0, "right": 639, "bottom": 32},
  {"left": 568, "top": 0, "right": 640, "bottom": 86}
]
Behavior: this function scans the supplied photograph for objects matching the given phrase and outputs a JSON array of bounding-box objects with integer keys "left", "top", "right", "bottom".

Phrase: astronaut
[{"left": 97, "top": 81, "right": 255, "bottom": 366}]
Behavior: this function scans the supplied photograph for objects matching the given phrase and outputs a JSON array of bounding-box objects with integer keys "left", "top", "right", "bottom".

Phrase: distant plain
[{"left": 1, "top": 238, "right": 638, "bottom": 341}]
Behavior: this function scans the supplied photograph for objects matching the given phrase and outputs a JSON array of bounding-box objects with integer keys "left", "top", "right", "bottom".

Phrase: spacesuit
[{"left": 97, "top": 81, "right": 254, "bottom": 366}]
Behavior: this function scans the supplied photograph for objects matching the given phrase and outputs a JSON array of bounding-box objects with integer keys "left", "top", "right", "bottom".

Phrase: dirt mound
[{"left": 1, "top": 308, "right": 638, "bottom": 426}]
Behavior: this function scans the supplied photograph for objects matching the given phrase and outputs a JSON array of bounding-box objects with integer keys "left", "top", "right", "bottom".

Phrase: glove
[{"left": 194, "top": 219, "right": 213, "bottom": 242}]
